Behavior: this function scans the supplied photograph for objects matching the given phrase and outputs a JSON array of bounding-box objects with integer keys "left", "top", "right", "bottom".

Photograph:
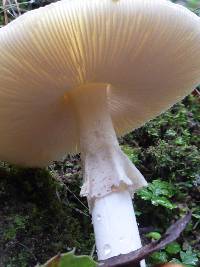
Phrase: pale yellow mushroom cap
[{"left": 0, "top": 0, "right": 200, "bottom": 166}]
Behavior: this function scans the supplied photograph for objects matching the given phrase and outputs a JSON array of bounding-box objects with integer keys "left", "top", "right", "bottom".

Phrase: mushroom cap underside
[{"left": 0, "top": 0, "right": 200, "bottom": 166}]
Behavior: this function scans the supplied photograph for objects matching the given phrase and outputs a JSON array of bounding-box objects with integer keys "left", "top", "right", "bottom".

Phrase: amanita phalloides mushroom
[{"left": 0, "top": 0, "right": 200, "bottom": 263}]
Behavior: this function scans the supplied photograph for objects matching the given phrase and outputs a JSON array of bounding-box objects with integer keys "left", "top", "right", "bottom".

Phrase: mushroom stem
[
  {"left": 69, "top": 84, "right": 147, "bottom": 261},
  {"left": 92, "top": 191, "right": 143, "bottom": 260}
]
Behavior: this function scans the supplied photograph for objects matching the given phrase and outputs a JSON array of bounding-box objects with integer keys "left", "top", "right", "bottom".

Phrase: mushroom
[{"left": 0, "top": 0, "right": 200, "bottom": 263}]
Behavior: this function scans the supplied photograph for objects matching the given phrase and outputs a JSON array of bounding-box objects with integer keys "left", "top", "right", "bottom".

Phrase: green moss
[
  {"left": 123, "top": 95, "right": 200, "bottom": 265},
  {"left": 0, "top": 164, "right": 94, "bottom": 267}
]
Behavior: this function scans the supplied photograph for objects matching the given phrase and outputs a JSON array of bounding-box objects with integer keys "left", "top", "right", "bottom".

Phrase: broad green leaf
[
  {"left": 165, "top": 242, "right": 181, "bottom": 254},
  {"left": 180, "top": 250, "right": 199, "bottom": 265},
  {"left": 137, "top": 179, "right": 177, "bottom": 209},
  {"left": 40, "top": 251, "right": 97, "bottom": 267},
  {"left": 41, "top": 254, "right": 60, "bottom": 267}
]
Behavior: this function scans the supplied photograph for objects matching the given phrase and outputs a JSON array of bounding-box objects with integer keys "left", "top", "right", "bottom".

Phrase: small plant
[
  {"left": 165, "top": 242, "right": 181, "bottom": 255},
  {"left": 146, "top": 232, "right": 162, "bottom": 241},
  {"left": 150, "top": 246, "right": 199, "bottom": 267},
  {"left": 136, "top": 179, "right": 177, "bottom": 210},
  {"left": 38, "top": 250, "right": 97, "bottom": 267}
]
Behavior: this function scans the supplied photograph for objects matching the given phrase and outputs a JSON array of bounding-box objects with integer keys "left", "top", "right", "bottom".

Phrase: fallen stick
[{"left": 99, "top": 212, "right": 192, "bottom": 267}]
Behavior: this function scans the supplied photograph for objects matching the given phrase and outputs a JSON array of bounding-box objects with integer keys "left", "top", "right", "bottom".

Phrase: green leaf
[
  {"left": 60, "top": 252, "right": 97, "bottom": 267},
  {"left": 180, "top": 250, "right": 199, "bottom": 265},
  {"left": 170, "top": 258, "right": 182, "bottom": 264},
  {"left": 151, "top": 196, "right": 176, "bottom": 209},
  {"left": 149, "top": 180, "right": 176, "bottom": 198},
  {"left": 40, "top": 251, "right": 97, "bottom": 267},
  {"left": 137, "top": 179, "right": 177, "bottom": 209},
  {"left": 175, "top": 137, "right": 185, "bottom": 145},
  {"left": 192, "top": 213, "right": 200, "bottom": 219},
  {"left": 137, "top": 188, "right": 153, "bottom": 200},
  {"left": 150, "top": 251, "right": 168, "bottom": 264},
  {"left": 146, "top": 232, "right": 161, "bottom": 240},
  {"left": 165, "top": 242, "right": 181, "bottom": 254}
]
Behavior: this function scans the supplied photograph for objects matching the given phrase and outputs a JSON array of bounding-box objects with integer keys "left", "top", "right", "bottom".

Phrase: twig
[
  {"left": 0, "top": 1, "right": 29, "bottom": 17},
  {"left": 0, "top": 1, "right": 30, "bottom": 8},
  {"left": 5, "top": 240, "right": 38, "bottom": 262},
  {"left": 7, "top": 0, "right": 17, "bottom": 17},
  {"left": 63, "top": 183, "right": 90, "bottom": 212},
  {"left": 99, "top": 212, "right": 191, "bottom": 267},
  {"left": 49, "top": 168, "right": 90, "bottom": 216},
  {"left": 0, "top": 7, "right": 27, "bottom": 15},
  {"left": 53, "top": 170, "right": 90, "bottom": 213},
  {"left": 6, "top": 9, "right": 16, "bottom": 18},
  {"left": 14, "top": 0, "right": 21, "bottom": 15},
  {"left": 192, "top": 88, "right": 200, "bottom": 98},
  {"left": 90, "top": 243, "right": 96, "bottom": 258},
  {"left": 2, "top": 0, "right": 8, "bottom": 24}
]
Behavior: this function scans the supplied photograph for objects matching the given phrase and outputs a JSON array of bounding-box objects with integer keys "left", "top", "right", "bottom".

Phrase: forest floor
[{"left": 0, "top": 95, "right": 199, "bottom": 267}]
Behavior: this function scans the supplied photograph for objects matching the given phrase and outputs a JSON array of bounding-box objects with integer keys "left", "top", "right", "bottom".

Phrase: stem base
[{"left": 92, "top": 191, "right": 142, "bottom": 260}]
